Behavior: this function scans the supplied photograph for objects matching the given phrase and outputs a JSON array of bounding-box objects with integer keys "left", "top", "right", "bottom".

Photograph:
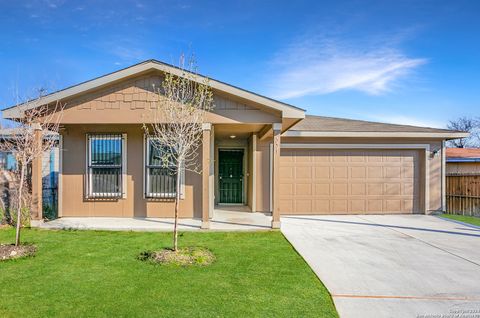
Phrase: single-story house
[
  {"left": 446, "top": 148, "right": 480, "bottom": 175},
  {"left": 1, "top": 60, "right": 468, "bottom": 228}
]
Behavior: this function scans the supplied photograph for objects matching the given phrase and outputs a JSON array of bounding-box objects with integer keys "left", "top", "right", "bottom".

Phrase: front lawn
[
  {"left": 441, "top": 214, "right": 480, "bottom": 227},
  {"left": 0, "top": 229, "right": 337, "bottom": 318}
]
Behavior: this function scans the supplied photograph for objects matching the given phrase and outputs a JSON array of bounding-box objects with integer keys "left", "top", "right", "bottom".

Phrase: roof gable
[
  {"left": 35, "top": 71, "right": 282, "bottom": 125},
  {"left": 2, "top": 59, "right": 305, "bottom": 120}
]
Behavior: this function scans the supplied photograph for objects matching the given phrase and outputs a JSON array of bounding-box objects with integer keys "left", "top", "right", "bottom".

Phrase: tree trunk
[
  {"left": 15, "top": 164, "right": 25, "bottom": 246},
  {"left": 173, "top": 162, "right": 182, "bottom": 251}
]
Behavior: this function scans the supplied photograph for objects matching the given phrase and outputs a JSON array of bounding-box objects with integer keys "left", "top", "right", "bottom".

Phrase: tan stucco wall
[
  {"left": 446, "top": 162, "right": 480, "bottom": 175},
  {"left": 61, "top": 124, "right": 202, "bottom": 218},
  {"left": 255, "top": 140, "right": 272, "bottom": 213}
]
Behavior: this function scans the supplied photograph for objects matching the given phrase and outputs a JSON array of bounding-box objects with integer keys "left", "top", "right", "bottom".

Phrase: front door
[{"left": 219, "top": 149, "right": 244, "bottom": 204}]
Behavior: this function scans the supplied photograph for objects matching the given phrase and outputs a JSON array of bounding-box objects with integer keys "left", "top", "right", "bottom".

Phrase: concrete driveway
[{"left": 281, "top": 215, "right": 480, "bottom": 318}]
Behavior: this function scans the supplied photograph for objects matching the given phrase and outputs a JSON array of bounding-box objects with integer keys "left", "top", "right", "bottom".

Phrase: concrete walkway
[
  {"left": 37, "top": 208, "right": 272, "bottom": 231},
  {"left": 281, "top": 215, "right": 480, "bottom": 318}
]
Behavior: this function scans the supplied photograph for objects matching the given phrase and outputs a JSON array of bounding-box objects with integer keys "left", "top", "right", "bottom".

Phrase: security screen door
[{"left": 218, "top": 149, "right": 244, "bottom": 204}]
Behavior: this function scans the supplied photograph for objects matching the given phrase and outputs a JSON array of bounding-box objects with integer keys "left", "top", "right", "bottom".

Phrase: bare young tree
[
  {"left": 143, "top": 56, "right": 213, "bottom": 251},
  {"left": 0, "top": 94, "right": 63, "bottom": 246},
  {"left": 447, "top": 116, "right": 480, "bottom": 148}
]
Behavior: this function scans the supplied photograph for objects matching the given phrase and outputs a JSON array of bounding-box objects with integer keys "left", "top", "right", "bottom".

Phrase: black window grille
[
  {"left": 87, "top": 134, "right": 124, "bottom": 198},
  {"left": 145, "top": 138, "right": 177, "bottom": 198}
]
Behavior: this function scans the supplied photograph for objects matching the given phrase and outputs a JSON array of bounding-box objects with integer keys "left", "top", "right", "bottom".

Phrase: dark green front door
[{"left": 219, "top": 150, "right": 244, "bottom": 204}]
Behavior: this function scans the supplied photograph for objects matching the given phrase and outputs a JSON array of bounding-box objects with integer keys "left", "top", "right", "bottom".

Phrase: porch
[{"left": 36, "top": 207, "right": 272, "bottom": 231}]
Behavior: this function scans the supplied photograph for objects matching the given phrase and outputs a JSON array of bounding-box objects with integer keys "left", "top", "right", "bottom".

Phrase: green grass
[
  {"left": 0, "top": 228, "right": 338, "bottom": 318},
  {"left": 441, "top": 214, "right": 480, "bottom": 226}
]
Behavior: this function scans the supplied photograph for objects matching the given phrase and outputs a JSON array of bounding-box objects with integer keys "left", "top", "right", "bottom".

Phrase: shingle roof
[
  {"left": 290, "top": 115, "right": 461, "bottom": 133},
  {"left": 446, "top": 148, "right": 480, "bottom": 159}
]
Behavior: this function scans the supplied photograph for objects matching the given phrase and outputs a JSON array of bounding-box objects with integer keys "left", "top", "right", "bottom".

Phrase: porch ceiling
[{"left": 214, "top": 123, "right": 265, "bottom": 139}]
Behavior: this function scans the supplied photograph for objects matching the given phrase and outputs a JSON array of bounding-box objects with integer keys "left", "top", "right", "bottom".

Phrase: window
[
  {"left": 87, "top": 134, "right": 126, "bottom": 198},
  {"left": 145, "top": 137, "right": 183, "bottom": 198}
]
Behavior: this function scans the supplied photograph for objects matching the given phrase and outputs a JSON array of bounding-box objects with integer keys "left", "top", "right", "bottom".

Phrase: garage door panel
[
  {"left": 349, "top": 200, "right": 366, "bottom": 213},
  {"left": 350, "top": 166, "right": 367, "bottom": 178},
  {"left": 279, "top": 166, "right": 294, "bottom": 178},
  {"left": 350, "top": 183, "right": 366, "bottom": 195},
  {"left": 295, "top": 166, "right": 312, "bottom": 179},
  {"left": 367, "top": 199, "right": 383, "bottom": 212},
  {"left": 384, "top": 183, "right": 401, "bottom": 195},
  {"left": 385, "top": 200, "right": 402, "bottom": 212},
  {"left": 295, "top": 183, "right": 312, "bottom": 195},
  {"left": 402, "top": 166, "right": 415, "bottom": 178},
  {"left": 315, "top": 167, "right": 330, "bottom": 178},
  {"left": 333, "top": 166, "right": 348, "bottom": 178},
  {"left": 367, "top": 183, "right": 383, "bottom": 195},
  {"left": 314, "top": 183, "right": 330, "bottom": 195},
  {"left": 384, "top": 166, "right": 401, "bottom": 178},
  {"left": 279, "top": 148, "right": 421, "bottom": 215},
  {"left": 314, "top": 200, "right": 331, "bottom": 213},
  {"left": 403, "top": 199, "right": 414, "bottom": 212},
  {"left": 279, "top": 200, "right": 294, "bottom": 213},
  {"left": 295, "top": 200, "right": 312, "bottom": 213},
  {"left": 367, "top": 167, "right": 383, "bottom": 178},
  {"left": 333, "top": 183, "right": 348, "bottom": 195}
]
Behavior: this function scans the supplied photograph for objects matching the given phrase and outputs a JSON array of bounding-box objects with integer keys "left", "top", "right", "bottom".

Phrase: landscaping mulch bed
[
  {"left": 0, "top": 244, "right": 36, "bottom": 261},
  {"left": 138, "top": 247, "right": 215, "bottom": 266}
]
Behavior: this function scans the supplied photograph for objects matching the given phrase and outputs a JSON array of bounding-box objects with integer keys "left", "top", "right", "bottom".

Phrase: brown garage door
[{"left": 279, "top": 148, "right": 422, "bottom": 214}]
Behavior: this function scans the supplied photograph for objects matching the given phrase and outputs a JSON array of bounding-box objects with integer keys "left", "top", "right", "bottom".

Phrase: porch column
[
  {"left": 201, "top": 123, "right": 212, "bottom": 229},
  {"left": 31, "top": 125, "right": 43, "bottom": 220},
  {"left": 271, "top": 123, "right": 282, "bottom": 228}
]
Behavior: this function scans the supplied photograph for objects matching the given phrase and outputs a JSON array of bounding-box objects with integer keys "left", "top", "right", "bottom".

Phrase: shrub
[
  {"left": 9, "top": 207, "right": 30, "bottom": 228},
  {"left": 43, "top": 204, "right": 57, "bottom": 221}
]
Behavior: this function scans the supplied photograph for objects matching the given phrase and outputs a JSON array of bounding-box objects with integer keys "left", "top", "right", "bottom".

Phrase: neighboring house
[
  {"left": 446, "top": 148, "right": 480, "bottom": 175},
  {"left": 1, "top": 60, "right": 468, "bottom": 228},
  {"left": 0, "top": 128, "right": 59, "bottom": 213}
]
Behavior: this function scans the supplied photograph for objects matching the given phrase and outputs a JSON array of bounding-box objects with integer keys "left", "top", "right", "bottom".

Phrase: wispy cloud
[
  {"left": 108, "top": 45, "right": 147, "bottom": 61},
  {"left": 267, "top": 34, "right": 427, "bottom": 99}
]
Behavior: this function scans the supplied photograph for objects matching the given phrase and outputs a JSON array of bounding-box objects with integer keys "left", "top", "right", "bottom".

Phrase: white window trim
[
  {"left": 144, "top": 136, "right": 185, "bottom": 199},
  {"left": 86, "top": 133, "right": 127, "bottom": 199}
]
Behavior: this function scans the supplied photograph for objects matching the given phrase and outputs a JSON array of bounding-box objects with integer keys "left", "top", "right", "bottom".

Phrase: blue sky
[{"left": 1, "top": 0, "right": 479, "bottom": 128}]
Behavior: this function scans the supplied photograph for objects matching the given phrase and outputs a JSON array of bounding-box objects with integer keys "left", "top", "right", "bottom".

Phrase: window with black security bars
[
  {"left": 87, "top": 134, "right": 124, "bottom": 198},
  {"left": 145, "top": 137, "right": 177, "bottom": 198}
]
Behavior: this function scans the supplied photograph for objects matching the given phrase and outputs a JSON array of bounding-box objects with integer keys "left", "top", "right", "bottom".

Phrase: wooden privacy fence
[{"left": 446, "top": 174, "right": 480, "bottom": 217}]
